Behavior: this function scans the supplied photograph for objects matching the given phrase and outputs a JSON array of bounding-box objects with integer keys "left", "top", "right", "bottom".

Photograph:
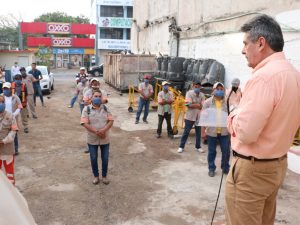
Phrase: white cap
[
  {"left": 80, "top": 67, "right": 86, "bottom": 71},
  {"left": 213, "top": 82, "right": 224, "bottom": 89},
  {"left": 162, "top": 81, "right": 170, "bottom": 86},
  {"left": 3, "top": 82, "right": 11, "bottom": 89},
  {"left": 90, "top": 78, "right": 99, "bottom": 83},
  {"left": 231, "top": 78, "right": 240, "bottom": 87}
]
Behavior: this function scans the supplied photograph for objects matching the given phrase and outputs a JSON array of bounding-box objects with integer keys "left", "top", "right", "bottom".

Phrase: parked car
[
  {"left": 26, "top": 66, "right": 54, "bottom": 94},
  {"left": 88, "top": 64, "right": 103, "bottom": 77}
]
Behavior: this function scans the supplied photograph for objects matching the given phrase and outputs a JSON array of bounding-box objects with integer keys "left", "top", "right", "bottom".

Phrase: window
[
  {"left": 126, "top": 29, "right": 131, "bottom": 40},
  {"left": 127, "top": 6, "right": 133, "bottom": 18},
  {"left": 100, "top": 6, "right": 124, "bottom": 17},
  {"left": 100, "top": 28, "right": 123, "bottom": 39}
]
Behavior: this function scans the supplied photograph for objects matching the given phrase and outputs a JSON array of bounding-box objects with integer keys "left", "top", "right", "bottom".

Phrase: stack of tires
[
  {"left": 153, "top": 55, "right": 225, "bottom": 96},
  {"left": 166, "top": 57, "right": 186, "bottom": 92}
]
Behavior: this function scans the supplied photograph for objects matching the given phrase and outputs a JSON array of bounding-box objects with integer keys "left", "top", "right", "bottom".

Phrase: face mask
[
  {"left": 3, "top": 89, "right": 11, "bottom": 97},
  {"left": 15, "top": 80, "right": 22, "bottom": 86},
  {"left": 144, "top": 79, "right": 149, "bottom": 84},
  {"left": 163, "top": 85, "right": 169, "bottom": 91},
  {"left": 92, "top": 85, "right": 100, "bottom": 90},
  {"left": 0, "top": 103, "right": 5, "bottom": 113},
  {"left": 215, "top": 90, "right": 225, "bottom": 98},
  {"left": 232, "top": 86, "right": 238, "bottom": 92},
  {"left": 194, "top": 88, "right": 200, "bottom": 94},
  {"left": 92, "top": 97, "right": 102, "bottom": 106},
  {"left": 81, "top": 79, "right": 87, "bottom": 84}
]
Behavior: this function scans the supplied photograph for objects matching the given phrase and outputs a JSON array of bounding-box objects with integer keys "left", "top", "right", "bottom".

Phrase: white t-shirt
[{"left": 11, "top": 66, "right": 20, "bottom": 77}]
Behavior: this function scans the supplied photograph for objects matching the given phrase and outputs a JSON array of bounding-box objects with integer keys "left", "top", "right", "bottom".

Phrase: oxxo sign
[
  {"left": 52, "top": 37, "right": 72, "bottom": 47},
  {"left": 47, "top": 23, "right": 71, "bottom": 34}
]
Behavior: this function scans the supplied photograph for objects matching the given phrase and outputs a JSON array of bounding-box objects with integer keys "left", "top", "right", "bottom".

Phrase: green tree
[
  {"left": 34, "top": 12, "right": 89, "bottom": 24},
  {"left": 35, "top": 46, "right": 52, "bottom": 67},
  {"left": 0, "top": 14, "right": 18, "bottom": 50}
]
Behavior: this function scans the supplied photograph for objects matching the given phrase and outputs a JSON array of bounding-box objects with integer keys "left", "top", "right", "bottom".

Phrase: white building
[
  {"left": 91, "top": 0, "right": 133, "bottom": 64},
  {"left": 131, "top": 0, "right": 300, "bottom": 88}
]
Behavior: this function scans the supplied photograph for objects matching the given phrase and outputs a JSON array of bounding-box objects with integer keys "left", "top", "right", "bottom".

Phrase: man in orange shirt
[{"left": 225, "top": 15, "right": 300, "bottom": 225}]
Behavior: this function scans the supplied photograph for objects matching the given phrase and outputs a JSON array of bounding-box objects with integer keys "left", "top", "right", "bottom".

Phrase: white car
[{"left": 26, "top": 66, "right": 54, "bottom": 94}]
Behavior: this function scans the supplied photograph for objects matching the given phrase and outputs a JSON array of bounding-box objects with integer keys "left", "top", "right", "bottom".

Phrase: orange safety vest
[{"left": 11, "top": 82, "right": 27, "bottom": 107}]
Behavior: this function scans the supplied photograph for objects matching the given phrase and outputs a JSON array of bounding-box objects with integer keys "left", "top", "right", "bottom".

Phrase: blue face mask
[
  {"left": 92, "top": 97, "right": 102, "bottom": 106},
  {"left": 144, "top": 79, "right": 149, "bottom": 84},
  {"left": 194, "top": 88, "right": 200, "bottom": 94},
  {"left": 163, "top": 85, "right": 169, "bottom": 91},
  {"left": 215, "top": 90, "right": 225, "bottom": 98},
  {"left": 81, "top": 78, "right": 87, "bottom": 84},
  {"left": 0, "top": 103, "right": 5, "bottom": 113},
  {"left": 3, "top": 89, "right": 11, "bottom": 97},
  {"left": 15, "top": 80, "right": 22, "bottom": 86}
]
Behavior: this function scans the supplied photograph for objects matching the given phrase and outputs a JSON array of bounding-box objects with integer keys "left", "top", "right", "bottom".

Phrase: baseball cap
[
  {"left": 193, "top": 80, "right": 201, "bottom": 85},
  {"left": 3, "top": 82, "right": 11, "bottom": 89},
  {"left": 162, "top": 81, "right": 170, "bottom": 86},
  {"left": 80, "top": 67, "right": 86, "bottom": 71},
  {"left": 144, "top": 74, "right": 151, "bottom": 79},
  {"left": 213, "top": 82, "right": 224, "bottom": 89},
  {"left": 231, "top": 78, "right": 240, "bottom": 87},
  {"left": 90, "top": 78, "right": 99, "bottom": 83}
]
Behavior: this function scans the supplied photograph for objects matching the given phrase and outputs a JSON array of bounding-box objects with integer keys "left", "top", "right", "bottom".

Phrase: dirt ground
[{"left": 14, "top": 69, "right": 300, "bottom": 225}]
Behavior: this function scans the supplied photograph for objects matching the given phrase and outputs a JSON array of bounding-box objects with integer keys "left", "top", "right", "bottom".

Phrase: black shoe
[
  {"left": 84, "top": 150, "right": 89, "bottom": 154},
  {"left": 135, "top": 120, "right": 139, "bottom": 124},
  {"left": 14, "top": 152, "right": 19, "bottom": 156},
  {"left": 33, "top": 115, "right": 38, "bottom": 119},
  {"left": 168, "top": 134, "right": 174, "bottom": 139},
  {"left": 203, "top": 139, "right": 208, "bottom": 145},
  {"left": 223, "top": 170, "right": 229, "bottom": 175},
  {"left": 24, "top": 128, "right": 29, "bottom": 133},
  {"left": 143, "top": 120, "right": 148, "bottom": 124},
  {"left": 208, "top": 171, "right": 215, "bottom": 177},
  {"left": 156, "top": 134, "right": 161, "bottom": 138}
]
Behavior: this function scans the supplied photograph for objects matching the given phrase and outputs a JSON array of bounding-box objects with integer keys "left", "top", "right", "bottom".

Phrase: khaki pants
[
  {"left": 225, "top": 156, "right": 287, "bottom": 225},
  {"left": 21, "top": 108, "right": 28, "bottom": 129},
  {"left": 27, "top": 94, "right": 37, "bottom": 117}
]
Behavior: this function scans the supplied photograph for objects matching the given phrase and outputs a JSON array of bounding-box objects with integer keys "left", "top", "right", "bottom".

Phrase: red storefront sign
[
  {"left": 27, "top": 37, "right": 95, "bottom": 48},
  {"left": 52, "top": 37, "right": 72, "bottom": 47},
  {"left": 21, "top": 22, "right": 95, "bottom": 34},
  {"left": 47, "top": 23, "right": 71, "bottom": 34}
]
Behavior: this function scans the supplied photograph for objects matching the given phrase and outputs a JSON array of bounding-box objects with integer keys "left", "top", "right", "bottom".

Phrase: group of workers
[
  {"left": 136, "top": 74, "right": 242, "bottom": 177},
  {"left": 0, "top": 63, "right": 44, "bottom": 185}
]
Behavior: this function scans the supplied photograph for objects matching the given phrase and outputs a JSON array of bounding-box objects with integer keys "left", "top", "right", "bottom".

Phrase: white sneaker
[
  {"left": 196, "top": 148, "right": 205, "bottom": 153},
  {"left": 177, "top": 148, "right": 184, "bottom": 153}
]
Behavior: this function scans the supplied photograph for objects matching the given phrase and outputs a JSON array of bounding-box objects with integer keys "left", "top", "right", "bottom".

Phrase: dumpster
[{"left": 103, "top": 54, "right": 156, "bottom": 91}]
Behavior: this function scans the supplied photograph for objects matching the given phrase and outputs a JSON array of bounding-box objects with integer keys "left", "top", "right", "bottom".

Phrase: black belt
[{"left": 232, "top": 150, "right": 287, "bottom": 162}]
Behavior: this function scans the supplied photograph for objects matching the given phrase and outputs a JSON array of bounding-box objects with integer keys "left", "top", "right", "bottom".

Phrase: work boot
[
  {"left": 208, "top": 171, "right": 215, "bottom": 177},
  {"left": 156, "top": 134, "right": 161, "bottom": 138},
  {"left": 143, "top": 119, "right": 148, "bottom": 124},
  {"left": 135, "top": 120, "right": 139, "bottom": 124},
  {"left": 102, "top": 177, "right": 110, "bottom": 185},
  {"left": 93, "top": 177, "right": 100, "bottom": 185},
  {"left": 24, "top": 128, "right": 29, "bottom": 133},
  {"left": 33, "top": 115, "right": 38, "bottom": 119}
]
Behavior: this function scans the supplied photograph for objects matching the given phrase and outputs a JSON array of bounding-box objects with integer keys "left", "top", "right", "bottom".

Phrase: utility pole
[
  {"left": 95, "top": 4, "right": 99, "bottom": 65},
  {"left": 18, "top": 22, "right": 23, "bottom": 50}
]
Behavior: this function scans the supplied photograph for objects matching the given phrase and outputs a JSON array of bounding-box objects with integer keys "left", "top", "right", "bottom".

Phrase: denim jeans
[
  {"left": 207, "top": 135, "right": 230, "bottom": 173},
  {"left": 14, "top": 132, "right": 18, "bottom": 153},
  {"left": 33, "top": 85, "right": 44, "bottom": 104},
  {"left": 70, "top": 95, "right": 78, "bottom": 107},
  {"left": 179, "top": 119, "right": 201, "bottom": 149},
  {"left": 157, "top": 113, "right": 173, "bottom": 135},
  {"left": 79, "top": 103, "right": 84, "bottom": 114},
  {"left": 88, "top": 144, "right": 109, "bottom": 178},
  {"left": 136, "top": 97, "right": 150, "bottom": 121}
]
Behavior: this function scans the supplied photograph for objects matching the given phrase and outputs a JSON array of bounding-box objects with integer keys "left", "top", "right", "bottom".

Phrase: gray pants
[{"left": 27, "top": 95, "right": 37, "bottom": 117}]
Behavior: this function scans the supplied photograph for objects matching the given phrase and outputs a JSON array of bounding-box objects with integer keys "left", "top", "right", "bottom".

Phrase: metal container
[{"left": 103, "top": 54, "right": 156, "bottom": 91}]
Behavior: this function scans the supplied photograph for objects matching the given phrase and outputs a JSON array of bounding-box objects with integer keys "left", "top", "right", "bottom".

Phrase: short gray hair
[{"left": 241, "top": 14, "right": 284, "bottom": 52}]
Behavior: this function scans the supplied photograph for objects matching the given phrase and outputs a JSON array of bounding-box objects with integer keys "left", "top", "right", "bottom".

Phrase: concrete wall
[
  {"left": 132, "top": 0, "right": 300, "bottom": 87},
  {"left": 0, "top": 52, "right": 35, "bottom": 69}
]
